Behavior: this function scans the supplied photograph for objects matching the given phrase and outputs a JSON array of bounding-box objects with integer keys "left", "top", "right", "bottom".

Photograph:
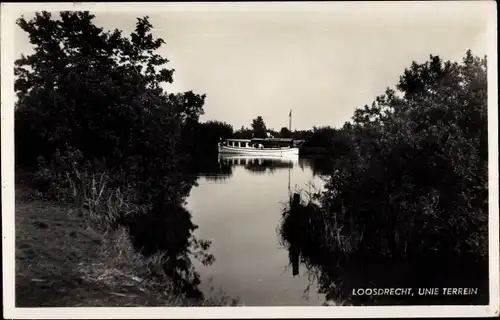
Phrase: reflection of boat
[
  {"left": 218, "top": 154, "right": 299, "bottom": 168},
  {"left": 218, "top": 138, "right": 300, "bottom": 157}
]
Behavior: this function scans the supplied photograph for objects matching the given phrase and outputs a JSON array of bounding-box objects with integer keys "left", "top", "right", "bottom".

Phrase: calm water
[{"left": 185, "top": 156, "right": 327, "bottom": 306}]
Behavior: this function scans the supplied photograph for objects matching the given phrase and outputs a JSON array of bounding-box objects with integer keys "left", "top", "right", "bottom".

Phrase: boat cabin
[{"left": 221, "top": 138, "right": 295, "bottom": 149}]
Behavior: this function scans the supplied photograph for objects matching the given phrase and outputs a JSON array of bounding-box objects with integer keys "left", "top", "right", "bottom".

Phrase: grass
[{"left": 15, "top": 184, "right": 237, "bottom": 307}]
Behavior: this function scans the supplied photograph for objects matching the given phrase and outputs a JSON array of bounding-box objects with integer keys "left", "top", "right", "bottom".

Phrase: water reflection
[
  {"left": 196, "top": 156, "right": 233, "bottom": 182},
  {"left": 195, "top": 155, "right": 334, "bottom": 181},
  {"left": 219, "top": 155, "right": 299, "bottom": 175},
  {"left": 186, "top": 155, "right": 326, "bottom": 306},
  {"left": 187, "top": 155, "right": 488, "bottom": 306},
  {"left": 298, "top": 156, "right": 335, "bottom": 177}
]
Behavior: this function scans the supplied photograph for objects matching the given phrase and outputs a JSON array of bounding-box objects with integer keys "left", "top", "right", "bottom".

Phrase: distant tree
[
  {"left": 251, "top": 116, "right": 267, "bottom": 138},
  {"left": 303, "top": 126, "right": 338, "bottom": 148},
  {"left": 279, "top": 127, "right": 292, "bottom": 138},
  {"left": 268, "top": 129, "right": 279, "bottom": 138},
  {"left": 292, "top": 129, "right": 313, "bottom": 140},
  {"left": 233, "top": 126, "right": 253, "bottom": 139}
]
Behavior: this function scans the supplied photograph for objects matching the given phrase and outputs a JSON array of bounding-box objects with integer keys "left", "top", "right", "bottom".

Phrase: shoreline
[{"left": 14, "top": 182, "right": 237, "bottom": 307}]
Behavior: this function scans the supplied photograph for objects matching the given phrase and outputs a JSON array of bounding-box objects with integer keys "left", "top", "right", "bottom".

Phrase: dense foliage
[
  {"left": 280, "top": 51, "right": 489, "bottom": 304},
  {"left": 192, "top": 120, "right": 233, "bottom": 155},
  {"left": 279, "top": 127, "right": 292, "bottom": 138},
  {"left": 332, "top": 51, "right": 488, "bottom": 259},
  {"left": 15, "top": 11, "right": 213, "bottom": 298}
]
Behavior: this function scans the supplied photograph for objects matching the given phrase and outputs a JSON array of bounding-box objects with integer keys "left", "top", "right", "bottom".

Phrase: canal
[{"left": 185, "top": 156, "right": 328, "bottom": 306}]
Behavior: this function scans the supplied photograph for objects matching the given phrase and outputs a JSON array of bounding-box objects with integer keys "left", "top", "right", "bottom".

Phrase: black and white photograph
[{"left": 1, "top": 1, "right": 498, "bottom": 318}]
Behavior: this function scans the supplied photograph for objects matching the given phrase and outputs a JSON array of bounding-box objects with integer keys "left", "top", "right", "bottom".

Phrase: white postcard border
[{"left": 1, "top": 1, "right": 498, "bottom": 319}]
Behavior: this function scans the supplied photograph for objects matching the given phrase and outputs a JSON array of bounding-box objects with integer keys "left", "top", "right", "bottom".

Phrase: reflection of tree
[
  {"left": 202, "top": 174, "right": 232, "bottom": 182},
  {"left": 128, "top": 198, "right": 208, "bottom": 299},
  {"left": 192, "top": 157, "right": 233, "bottom": 177},
  {"left": 299, "top": 157, "right": 334, "bottom": 177},
  {"left": 245, "top": 159, "right": 293, "bottom": 174},
  {"left": 245, "top": 165, "right": 270, "bottom": 174}
]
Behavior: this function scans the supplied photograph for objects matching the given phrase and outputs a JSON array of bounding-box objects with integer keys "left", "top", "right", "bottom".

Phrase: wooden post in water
[
  {"left": 291, "top": 193, "right": 301, "bottom": 276},
  {"left": 288, "top": 167, "right": 291, "bottom": 197}
]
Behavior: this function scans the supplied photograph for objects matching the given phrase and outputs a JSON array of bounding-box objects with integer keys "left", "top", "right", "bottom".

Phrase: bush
[
  {"left": 15, "top": 11, "right": 214, "bottom": 298},
  {"left": 319, "top": 51, "right": 488, "bottom": 259},
  {"left": 279, "top": 51, "right": 489, "bottom": 305}
]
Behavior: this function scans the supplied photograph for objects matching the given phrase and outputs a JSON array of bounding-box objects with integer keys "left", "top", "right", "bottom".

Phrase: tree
[
  {"left": 280, "top": 50, "right": 489, "bottom": 304},
  {"left": 279, "top": 127, "right": 292, "bottom": 138},
  {"left": 16, "top": 12, "right": 205, "bottom": 163},
  {"left": 14, "top": 11, "right": 210, "bottom": 296},
  {"left": 233, "top": 126, "right": 253, "bottom": 139},
  {"left": 202, "top": 120, "right": 233, "bottom": 139},
  {"left": 195, "top": 120, "right": 233, "bottom": 155},
  {"left": 305, "top": 126, "right": 337, "bottom": 148},
  {"left": 251, "top": 116, "right": 267, "bottom": 138},
  {"left": 327, "top": 51, "right": 488, "bottom": 259},
  {"left": 293, "top": 129, "right": 313, "bottom": 140}
]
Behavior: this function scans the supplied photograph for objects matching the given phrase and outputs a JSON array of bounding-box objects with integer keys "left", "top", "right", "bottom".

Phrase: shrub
[
  {"left": 279, "top": 51, "right": 489, "bottom": 305},
  {"left": 319, "top": 51, "right": 488, "bottom": 259},
  {"left": 15, "top": 11, "right": 213, "bottom": 297}
]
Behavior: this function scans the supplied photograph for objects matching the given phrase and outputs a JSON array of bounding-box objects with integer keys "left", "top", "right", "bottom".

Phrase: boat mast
[{"left": 288, "top": 109, "right": 292, "bottom": 132}]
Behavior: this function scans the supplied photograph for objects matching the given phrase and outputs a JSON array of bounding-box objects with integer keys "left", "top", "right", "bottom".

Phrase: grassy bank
[
  {"left": 13, "top": 12, "right": 241, "bottom": 307},
  {"left": 15, "top": 182, "right": 237, "bottom": 307}
]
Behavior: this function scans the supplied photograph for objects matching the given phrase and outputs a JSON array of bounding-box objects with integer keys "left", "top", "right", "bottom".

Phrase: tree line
[{"left": 195, "top": 116, "right": 347, "bottom": 155}]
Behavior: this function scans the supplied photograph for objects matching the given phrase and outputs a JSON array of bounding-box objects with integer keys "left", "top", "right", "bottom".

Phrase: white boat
[{"left": 218, "top": 138, "right": 300, "bottom": 157}]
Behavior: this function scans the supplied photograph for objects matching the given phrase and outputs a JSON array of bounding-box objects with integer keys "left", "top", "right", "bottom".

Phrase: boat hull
[{"left": 218, "top": 144, "right": 299, "bottom": 157}]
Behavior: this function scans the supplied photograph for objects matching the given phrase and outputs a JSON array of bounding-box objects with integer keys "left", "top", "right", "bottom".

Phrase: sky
[{"left": 13, "top": 2, "right": 494, "bottom": 131}]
